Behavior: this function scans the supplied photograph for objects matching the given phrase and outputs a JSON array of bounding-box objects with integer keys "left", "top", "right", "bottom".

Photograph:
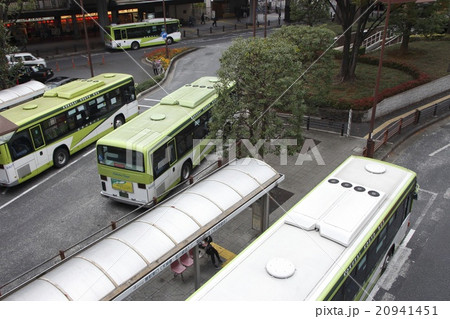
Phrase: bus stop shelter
[{"left": 3, "top": 157, "right": 284, "bottom": 301}]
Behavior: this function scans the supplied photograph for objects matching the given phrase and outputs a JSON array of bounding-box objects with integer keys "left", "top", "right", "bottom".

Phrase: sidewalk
[{"left": 24, "top": 13, "right": 285, "bottom": 59}]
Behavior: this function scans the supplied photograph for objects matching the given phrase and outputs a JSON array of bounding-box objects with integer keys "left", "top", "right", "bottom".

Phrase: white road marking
[
  {"left": 428, "top": 142, "right": 450, "bottom": 156},
  {"left": 414, "top": 189, "right": 438, "bottom": 229},
  {"left": 444, "top": 188, "right": 450, "bottom": 199},
  {"left": 371, "top": 189, "right": 437, "bottom": 299},
  {"left": 402, "top": 229, "right": 415, "bottom": 247},
  {"left": 0, "top": 148, "right": 96, "bottom": 212},
  {"left": 143, "top": 98, "right": 160, "bottom": 102}
]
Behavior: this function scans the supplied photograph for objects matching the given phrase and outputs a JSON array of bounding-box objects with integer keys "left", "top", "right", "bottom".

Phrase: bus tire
[
  {"left": 114, "top": 114, "right": 125, "bottom": 128},
  {"left": 181, "top": 161, "right": 192, "bottom": 182},
  {"left": 131, "top": 41, "right": 140, "bottom": 50},
  {"left": 53, "top": 147, "right": 70, "bottom": 168},
  {"left": 166, "top": 37, "right": 173, "bottom": 45}
]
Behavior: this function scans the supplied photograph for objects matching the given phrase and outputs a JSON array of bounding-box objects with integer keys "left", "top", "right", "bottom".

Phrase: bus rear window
[{"left": 97, "top": 145, "right": 144, "bottom": 172}]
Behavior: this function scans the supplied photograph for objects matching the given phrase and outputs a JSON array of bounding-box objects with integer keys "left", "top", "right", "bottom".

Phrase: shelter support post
[
  {"left": 194, "top": 244, "right": 201, "bottom": 290},
  {"left": 252, "top": 194, "right": 270, "bottom": 233}
]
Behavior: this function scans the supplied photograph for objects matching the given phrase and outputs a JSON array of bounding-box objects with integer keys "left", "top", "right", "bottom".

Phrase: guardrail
[
  {"left": 364, "top": 96, "right": 450, "bottom": 156},
  {"left": 180, "top": 18, "right": 283, "bottom": 38}
]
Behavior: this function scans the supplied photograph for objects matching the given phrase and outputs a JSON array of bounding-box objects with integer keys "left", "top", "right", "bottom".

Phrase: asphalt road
[
  {"left": 0, "top": 36, "right": 235, "bottom": 294},
  {"left": 373, "top": 116, "right": 450, "bottom": 301}
]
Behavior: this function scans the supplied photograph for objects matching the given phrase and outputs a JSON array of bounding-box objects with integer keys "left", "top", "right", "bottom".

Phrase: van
[{"left": 6, "top": 53, "right": 47, "bottom": 67}]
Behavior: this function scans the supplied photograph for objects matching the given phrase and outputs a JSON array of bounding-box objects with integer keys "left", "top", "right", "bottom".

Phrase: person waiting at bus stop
[{"left": 203, "top": 236, "right": 223, "bottom": 269}]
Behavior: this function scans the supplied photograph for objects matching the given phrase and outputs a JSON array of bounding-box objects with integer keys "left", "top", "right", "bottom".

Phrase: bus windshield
[{"left": 97, "top": 145, "right": 144, "bottom": 172}]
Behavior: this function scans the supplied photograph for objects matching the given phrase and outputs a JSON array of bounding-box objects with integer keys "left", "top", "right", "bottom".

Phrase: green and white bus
[
  {"left": 0, "top": 73, "right": 138, "bottom": 187},
  {"left": 189, "top": 156, "right": 418, "bottom": 301},
  {"left": 96, "top": 76, "right": 226, "bottom": 206},
  {"left": 104, "top": 18, "right": 181, "bottom": 50}
]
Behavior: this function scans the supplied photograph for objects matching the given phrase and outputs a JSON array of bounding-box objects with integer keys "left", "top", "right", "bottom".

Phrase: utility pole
[
  {"left": 80, "top": 0, "right": 94, "bottom": 77},
  {"left": 162, "top": 0, "right": 169, "bottom": 58}
]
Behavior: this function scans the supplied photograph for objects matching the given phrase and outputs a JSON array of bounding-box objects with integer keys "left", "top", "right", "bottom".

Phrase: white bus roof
[
  {"left": 190, "top": 156, "right": 416, "bottom": 300},
  {"left": 0, "top": 80, "right": 47, "bottom": 111}
]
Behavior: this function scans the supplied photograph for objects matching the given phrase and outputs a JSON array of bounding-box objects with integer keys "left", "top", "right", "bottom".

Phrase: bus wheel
[
  {"left": 53, "top": 147, "right": 70, "bottom": 168},
  {"left": 131, "top": 41, "right": 140, "bottom": 50},
  {"left": 114, "top": 115, "right": 125, "bottom": 128},
  {"left": 166, "top": 37, "right": 173, "bottom": 45},
  {"left": 181, "top": 161, "right": 192, "bottom": 182}
]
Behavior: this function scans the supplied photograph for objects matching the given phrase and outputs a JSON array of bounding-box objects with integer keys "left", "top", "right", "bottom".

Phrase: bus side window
[
  {"left": 29, "top": 125, "right": 45, "bottom": 149},
  {"left": 193, "top": 112, "right": 211, "bottom": 140},
  {"left": 152, "top": 141, "right": 176, "bottom": 178},
  {"left": 106, "top": 88, "right": 122, "bottom": 109},
  {"left": 114, "top": 29, "right": 122, "bottom": 40},
  {"left": 9, "top": 132, "right": 33, "bottom": 160},
  {"left": 153, "top": 145, "right": 169, "bottom": 178},
  {"left": 175, "top": 123, "right": 194, "bottom": 158},
  {"left": 121, "top": 29, "right": 127, "bottom": 39},
  {"left": 123, "top": 83, "right": 136, "bottom": 103}
]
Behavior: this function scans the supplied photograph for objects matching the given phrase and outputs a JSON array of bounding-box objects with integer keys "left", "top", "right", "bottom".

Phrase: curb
[
  {"left": 136, "top": 47, "right": 199, "bottom": 98},
  {"left": 375, "top": 113, "right": 450, "bottom": 161}
]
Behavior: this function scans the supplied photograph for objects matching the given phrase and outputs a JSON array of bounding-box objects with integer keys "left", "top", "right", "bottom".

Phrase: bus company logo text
[
  {"left": 343, "top": 219, "right": 387, "bottom": 277},
  {"left": 193, "top": 138, "right": 325, "bottom": 166},
  {"left": 62, "top": 91, "right": 101, "bottom": 109}
]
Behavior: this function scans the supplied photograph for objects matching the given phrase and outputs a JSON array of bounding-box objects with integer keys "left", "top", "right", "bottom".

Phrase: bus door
[
  {"left": 8, "top": 130, "right": 36, "bottom": 180},
  {"left": 152, "top": 139, "right": 177, "bottom": 198},
  {"left": 29, "top": 125, "right": 48, "bottom": 169}
]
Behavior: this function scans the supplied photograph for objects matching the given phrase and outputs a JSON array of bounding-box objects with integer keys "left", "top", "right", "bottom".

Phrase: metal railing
[
  {"left": 364, "top": 96, "right": 450, "bottom": 156},
  {"left": 180, "top": 18, "right": 283, "bottom": 38}
]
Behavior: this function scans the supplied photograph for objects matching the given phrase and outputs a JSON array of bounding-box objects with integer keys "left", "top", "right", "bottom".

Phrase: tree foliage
[
  {"left": 0, "top": 24, "right": 22, "bottom": 89},
  {"left": 390, "top": 0, "right": 450, "bottom": 54},
  {"left": 211, "top": 36, "right": 304, "bottom": 157},
  {"left": 271, "top": 25, "right": 335, "bottom": 107},
  {"left": 1, "top": 0, "right": 32, "bottom": 89},
  {"left": 290, "top": 0, "right": 330, "bottom": 26}
]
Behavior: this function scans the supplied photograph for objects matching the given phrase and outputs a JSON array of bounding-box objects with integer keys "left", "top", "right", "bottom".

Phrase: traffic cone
[{"left": 56, "top": 62, "right": 60, "bottom": 72}]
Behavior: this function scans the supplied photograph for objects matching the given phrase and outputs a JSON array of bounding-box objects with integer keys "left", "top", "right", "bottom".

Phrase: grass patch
[
  {"left": 329, "top": 38, "right": 450, "bottom": 105},
  {"left": 331, "top": 60, "right": 414, "bottom": 101}
]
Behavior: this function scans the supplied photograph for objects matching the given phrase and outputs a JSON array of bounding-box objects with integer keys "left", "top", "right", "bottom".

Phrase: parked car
[
  {"left": 45, "top": 76, "right": 79, "bottom": 89},
  {"left": 6, "top": 52, "right": 47, "bottom": 67},
  {"left": 18, "top": 65, "right": 54, "bottom": 84}
]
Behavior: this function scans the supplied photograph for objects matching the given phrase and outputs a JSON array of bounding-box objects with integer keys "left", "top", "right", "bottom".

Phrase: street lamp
[{"left": 365, "top": 0, "right": 434, "bottom": 158}]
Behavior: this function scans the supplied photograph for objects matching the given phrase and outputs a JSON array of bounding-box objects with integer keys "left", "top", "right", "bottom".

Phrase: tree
[
  {"left": 271, "top": 25, "right": 335, "bottom": 108},
  {"left": 390, "top": 0, "right": 450, "bottom": 54},
  {"left": 1, "top": 0, "right": 32, "bottom": 89},
  {"left": 328, "top": 0, "right": 382, "bottom": 82},
  {"left": 290, "top": 0, "right": 330, "bottom": 26},
  {"left": 210, "top": 37, "right": 304, "bottom": 158},
  {"left": 0, "top": 24, "right": 22, "bottom": 89}
]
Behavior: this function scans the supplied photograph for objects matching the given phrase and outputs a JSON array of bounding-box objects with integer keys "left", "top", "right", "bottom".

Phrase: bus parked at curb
[
  {"left": 104, "top": 18, "right": 181, "bottom": 50},
  {"left": 0, "top": 73, "right": 138, "bottom": 187},
  {"left": 96, "top": 76, "right": 229, "bottom": 206},
  {"left": 189, "top": 156, "right": 418, "bottom": 301}
]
